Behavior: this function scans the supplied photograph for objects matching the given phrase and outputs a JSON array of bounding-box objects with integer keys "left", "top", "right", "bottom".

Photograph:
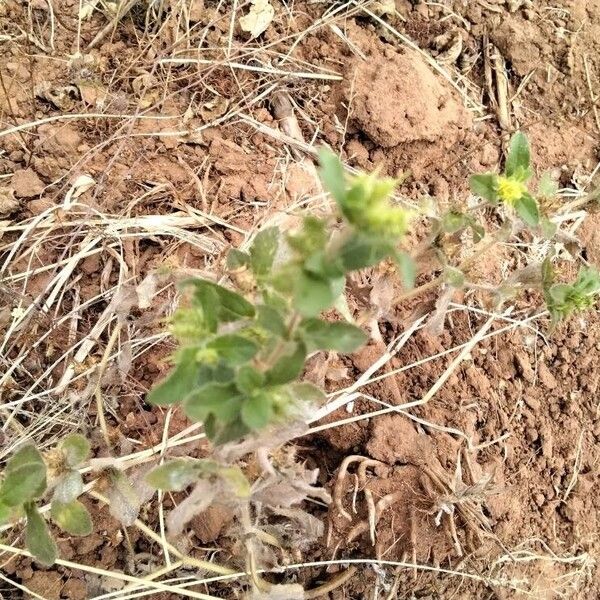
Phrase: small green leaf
[
  {"left": 60, "top": 434, "right": 90, "bottom": 467},
  {"left": 505, "top": 132, "right": 531, "bottom": 178},
  {"left": 339, "top": 234, "right": 394, "bottom": 270},
  {"left": 191, "top": 282, "right": 219, "bottom": 333},
  {"left": 146, "top": 459, "right": 200, "bottom": 491},
  {"left": 266, "top": 341, "right": 306, "bottom": 385},
  {"left": 256, "top": 305, "right": 287, "bottom": 337},
  {"left": 318, "top": 149, "right": 346, "bottom": 206},
  {"left": 294, "top": 272, "right": 340, "bottom": 317},
  {"left": 227, "top": 249, "right": 250, "bottom": 270},
  {"left": 300, "top": 319, "right": 367, "bottom": 353},
  {"left": 183, "top": 383, "right": 242, "bottom": 423},
  {"left": 395, "top": 251, "right": 416, "bottom": 289},
  {"left": 235, "top": 365, "right": 265, "bottom": 394},
  {"left": 250, "top": 227, "right": 279, "bottom": 277},
  {"left": 0, "top": 445, "right": 46, "bottom": 507},
  {"left": 206, "top": 334, "right": 258, "bottom": 366},
  {"left": 241, "top": 392, "right": 273, "bottom": 430},
  {"left": 469, "top": 173, "right": 498, "bottom": 203},
  {"left": 469, "top": 220, "right": 485, "bottom": 243},
  {"left": 51, "top": 500, "right": 92, "bottom": 536},
  {"left": 514, "top": 193, "right": 539, "bottom": 226},
  {"left": 25, "top": 503, "right": 57, "bottom": 566},
  {"left": 538, "top": 172, "right": 559, "bottom": 198},
  {"left": 53, "top": 470, "right": 83, "bottom": 504},
  {"left": 184, "top": 280, "right": 255, "bottom": 322},
  {"left": 441, "top": 211, "right": 468, "bottom": 234},
  {"left": 289, "top": 382, "right": 326, "bottom": 405},
  {"left": 205, "top": 416, "right": 250, "bottom": 445},
  {"left": 148, "top": 348, "right": 198, "bottom": 406}
]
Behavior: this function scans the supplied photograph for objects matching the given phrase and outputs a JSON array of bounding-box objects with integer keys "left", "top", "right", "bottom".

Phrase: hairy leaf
[
  {"left": 339, "top": 234, "right": 393, "bottom": 270},
  {"left": 250, "top": 227, "right": 279, "bottom": 276},
  {"left": 241, "top": 392, "right": 273, "bottom": 430},
  {"left": 183, "top": 382, "right": 242, "bottom": 423},
  {"left": 294, "top": 271, "right": 339, "bottom": 317},
  {"left": 148, "top": 348, "right": 198, "bottom": 406},
  {"left": 53, "top": 470, "right": 84, "bottom": 504},
  {"left": 256, "top": 304, "right": 287, "bottom": 337},
  {"left": 469, "top": 173, "right": 498, "bottom": 203},
  {"left": 60, "top": 434, "right": 90, "bottom": 467},
  {"left": 206, "top": 334, "right": 258, "bottom": 366},
  {"left": 25, "top": 503, "right": 57, "bottom": 566},
  {"left": 515, "top": 193, "right": 539, "bottom": 226},
  {"left": 265, "top": 342, "right": 306, "bottom": 385},
  {"left": 235, "top": 365, "right": 265, "bottom": 395},
  {"left": 289, "top": 382, "right": 326, "bottom": 405},
  {"left": 227, "top": 249, "right": 250, "bottom": 270},
  {"left": 184, "top": 279, "right": 255, "bottom": 322},
  {"left": 318, "top": 149, "right": 346, "bottom": 206},
  {"left": 146, "top": 459, "right": 201, "bottom": 491},
  {"left": 300, "top": 319, "right": 367, "bottom": 353},
  {"left": 0, "top": 445, "right": 46, "bottom": 507},
  {"left": 505, "top": 132, "right": 531, "bottom": 178},
  {"left": 51, "top": 500, "right": 93, "bottom": 536}
]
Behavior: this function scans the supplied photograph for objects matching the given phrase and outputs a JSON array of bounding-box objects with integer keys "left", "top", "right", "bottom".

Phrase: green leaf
[
  {"left": 469, "top": 173, "right": 498, "bottom": 203},
  {"left": 339, "top": 234, "right": 394, "bottom": 270},
  {"left": 146, "top": 459, "right": 200, "bottom": 491},
  {"left": 50, "top": 500, "right": 92, "bottom": 536},
  {"left": 183, "top": 382, "right": 242, "bottom": 423},
  {"left": 184, "top": 280, "right": 255, "bottom": 322},
  {"left": 300, "top": 319, "right": 367, "bottom": 353},
  {"left": 250, "top": 227, "right": 279, "bottom": 277},
  {"left": 206, "top": 334, "right": 258, "bottom": 366},
  {"left": 514, "top": 193, "right": 539, "bottom": 226},
  {"left": 148, "top": 348, "right": 198, "bottom": 406},
  {"left": 505, "top": 132, "right": 531, "bottom": 178},
  {"left": 266, "top": 341, "right": 306, "bottom": 385},
  {"left": 469, "top": 219, "right": 485, "bottom": 243},
  {"left": 25, "top": 503, "right": 57, "bottom": 566},
  {"left": 395, "top": 251, "right": 416, "bottom": 289},
  {"left": 286, "top": 217, "right": 328, "bottom": 258},
  {"left": 53, "top": 470, "right": 83, "bottom": 504},
  {"left": 441, "top": 211, "right": 468, "bottom": 233},
  {"left": 227, "top": 249, "right": 250, "bottom": 270},
  {"left": 318, "top": 149, "right": 346, "bottom": 206},
  {"left": 191, "top": 282, "right": 219, "bottom": 333},
  {"left": 60, "top": 434, "right": 90, "bottom": 467},
  {"left": 289, "top": 382, "right": 326, "bottom": 405},
  {"left": 0, "top": 445, "right": 46, "bottom": 507},
  {"left": 235, "top": 365, "right": 265, "bottom": 394},
  {"left": 205, "top": 416, "right": 250, "bottom": 445},
  {"left": 0, "top": 501, "right": 12, "bottom": 525},
  {"left": 541, "top": 258, "right": 555, "bottom": 289},
  {"left": 294, "top": 271, "right": 340, "bottom": 317},
  {"left": 538, "top": 172, "right": 558, "bottom": 198},
  {"left": 256, "top": 305, "right": 287, "bottom": 337},
  {"left": 241, "top": 392, "right": 273, "bottom": 430}
]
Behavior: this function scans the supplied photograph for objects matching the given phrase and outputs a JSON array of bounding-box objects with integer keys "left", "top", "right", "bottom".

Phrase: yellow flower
[{"left": 497, "top": 176, "right": 526, "bottom": 204}]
